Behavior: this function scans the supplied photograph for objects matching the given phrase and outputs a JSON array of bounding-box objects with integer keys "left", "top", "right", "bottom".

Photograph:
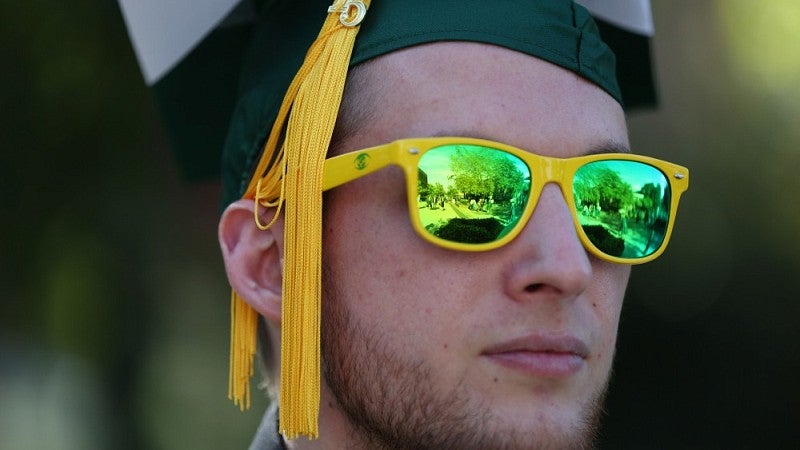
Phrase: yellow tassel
[
  {"left": 228, "top": 290, "right": 258, "bottom": 410},
  {"left": 229, "top": 0, "right": 370, "bottom": 440}
]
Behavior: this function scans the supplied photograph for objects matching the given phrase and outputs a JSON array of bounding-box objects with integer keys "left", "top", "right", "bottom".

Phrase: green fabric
[
  {"left": 219, "top": 0, "right": 631, "bottom": 207},
  {"left": 595, "top": 19, "right": 657, "bottom": 107},
  {"left": 350, "top": 1, "right": 620, "bottom": 100},
  {"left": 149, "top": 1, "right": 655, "bottom": 193},
  {"left": 153, "top": 22, "right": 253, "bottom": 181}
]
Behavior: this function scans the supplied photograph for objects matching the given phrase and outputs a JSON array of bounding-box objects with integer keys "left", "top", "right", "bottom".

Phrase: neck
[{"left": 283, "top": 383, "right": 359, "bottom": 450}]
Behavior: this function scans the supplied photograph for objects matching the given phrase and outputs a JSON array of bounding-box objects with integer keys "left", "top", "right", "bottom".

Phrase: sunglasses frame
[{"left": 322, "top": 137, "right": 689, "bottom": 264}]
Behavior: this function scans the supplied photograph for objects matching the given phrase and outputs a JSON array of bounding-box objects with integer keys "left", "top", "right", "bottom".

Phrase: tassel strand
[{"left": 229, "top": 0, "right": 370, "bottom": 440}]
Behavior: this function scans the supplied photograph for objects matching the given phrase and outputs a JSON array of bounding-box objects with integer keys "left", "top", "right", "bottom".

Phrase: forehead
[{"left": 344, "top": 42, "right": 628, "bottom": 158}]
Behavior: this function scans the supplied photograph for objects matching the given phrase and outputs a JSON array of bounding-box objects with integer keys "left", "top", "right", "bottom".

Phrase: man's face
[{"left": 320, "top": 42, "right": 630, "bottom": 449}]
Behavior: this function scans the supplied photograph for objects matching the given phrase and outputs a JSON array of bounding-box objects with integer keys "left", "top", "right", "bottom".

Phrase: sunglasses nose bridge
[
  {"left": 540, "top": 158, "right": 577, "bottom": 227},
  {"left": 521, "top": 157, "right": 572, "bottom": 225},
  {"left": 537, "top": 156, "right": 569, "bottom": 192}
]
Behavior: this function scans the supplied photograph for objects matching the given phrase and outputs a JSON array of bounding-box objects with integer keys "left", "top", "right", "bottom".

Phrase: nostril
[{"left": 525, "top": 283, "right": 544, "bottom": 293}]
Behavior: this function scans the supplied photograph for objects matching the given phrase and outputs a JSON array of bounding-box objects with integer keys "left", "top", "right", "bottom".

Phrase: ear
[{"left": 218, "top": 199, "right": 284, "bottom": 324}]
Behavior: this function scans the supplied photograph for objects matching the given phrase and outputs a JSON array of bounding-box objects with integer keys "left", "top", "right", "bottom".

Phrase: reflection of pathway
[
  {"left": 417, "top": 202, "right": 490, "bottom": 226},
  {"left": 448, "top": 203, "right": 469, "bottom": 219}
]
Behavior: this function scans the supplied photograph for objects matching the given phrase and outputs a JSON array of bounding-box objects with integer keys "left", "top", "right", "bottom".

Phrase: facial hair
[{"left": 320, "top": 265, "right": 610, "bottom": 450}]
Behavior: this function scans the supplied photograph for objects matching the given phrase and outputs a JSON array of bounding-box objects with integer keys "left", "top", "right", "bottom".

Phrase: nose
[{"left": 503, "top": 184, "right": 593, "bottom": 301}]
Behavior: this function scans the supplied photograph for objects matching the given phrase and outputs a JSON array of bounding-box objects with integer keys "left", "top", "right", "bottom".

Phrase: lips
[{"left": 482, "top": 334, "right": 589, "bottom": 378}]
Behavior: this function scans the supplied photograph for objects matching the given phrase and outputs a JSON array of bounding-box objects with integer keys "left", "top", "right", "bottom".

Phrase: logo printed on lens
[{"left": 353, "top": 153, "right": 371, "bottom": 170}]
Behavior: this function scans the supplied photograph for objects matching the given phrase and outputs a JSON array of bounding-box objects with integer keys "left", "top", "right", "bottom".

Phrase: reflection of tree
[
  {"left": 446, "top": 185, "right": 460, "bottom": 200},
  {"left": 428, "top": 182, "right": 445, "bottom": 197},
  {"left": 448, "top": 146, "right": 525, "bottom": 202},
  {"left": 637, "top": 181, "right": 669, "bottom": 254},
  {"left": 574, "top": 165, "right": 633, "bottom": 212},
  {"left": 639, "top": 182, "right": 661, "bottom": 207},
  {"left": 638, "top": 182, "right": 669, "bottom": 223}
]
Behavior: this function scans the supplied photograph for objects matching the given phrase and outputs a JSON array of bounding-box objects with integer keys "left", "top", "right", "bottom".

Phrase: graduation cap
[
  {"left": 120, "top": 0, "right": 656, "bottom": 439},
  {"left": 119, "top": 0, "right": 655, "bottom": 182}
]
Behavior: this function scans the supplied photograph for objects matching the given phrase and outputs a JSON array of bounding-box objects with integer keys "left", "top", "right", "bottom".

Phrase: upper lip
[{"left": 481, "top": 333, "right": 589, "bottom": 359}]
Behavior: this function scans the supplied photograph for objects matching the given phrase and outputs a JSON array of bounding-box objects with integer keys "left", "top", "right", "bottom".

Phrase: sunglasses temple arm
[{"left": 321, "top": 145, "right": 395, "bottom": 191}]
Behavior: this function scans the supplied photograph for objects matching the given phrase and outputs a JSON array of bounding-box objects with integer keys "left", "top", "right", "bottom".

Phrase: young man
[{"left": 217, "top": 1, "right": 688, "bottom": 448}]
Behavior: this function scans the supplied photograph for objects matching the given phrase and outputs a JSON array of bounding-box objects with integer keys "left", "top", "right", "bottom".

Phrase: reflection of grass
[{"left": 430, "top": 217, "right": 505, "bottom": 243}]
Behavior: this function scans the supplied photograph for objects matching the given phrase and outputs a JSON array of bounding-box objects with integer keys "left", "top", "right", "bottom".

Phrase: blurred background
[{"left": 1, "top": 1, "right": 798, "bottom": 449}]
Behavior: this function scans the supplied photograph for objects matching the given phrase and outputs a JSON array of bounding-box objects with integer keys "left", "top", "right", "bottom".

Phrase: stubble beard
[{"left": 320, "top": 265, "right": 610, "bottom": 450}]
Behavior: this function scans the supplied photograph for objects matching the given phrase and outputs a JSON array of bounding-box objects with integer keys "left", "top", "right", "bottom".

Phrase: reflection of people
[{"left": 215, "top": 1, "right": 679, "bottom": 448}]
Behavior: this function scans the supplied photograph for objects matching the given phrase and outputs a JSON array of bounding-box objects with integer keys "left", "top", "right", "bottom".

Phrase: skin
[{"left": 221, "top": 41, "right": 631, "bottom": 449}]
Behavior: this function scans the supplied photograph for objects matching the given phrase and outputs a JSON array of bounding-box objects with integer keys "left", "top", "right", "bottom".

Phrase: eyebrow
[
  {"left": 429, "top": 131, "right": 631, "bottom": 156},
  {"left": 585, "top": 139, "right": 631, "bottom": 155}
]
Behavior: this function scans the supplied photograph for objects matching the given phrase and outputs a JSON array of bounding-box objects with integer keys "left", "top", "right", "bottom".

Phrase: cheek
[
  {"left": 323, "top": 168, "right": 425, "bottom": 305},
  {"left": 588, "top": 262, "right": 629, "bottom": 356},
  {"left": 325, "top": 167, "right": 411, "bottom": 250},
  {"left": 322, "top": 169, "right": 482, "bottom": 342}
]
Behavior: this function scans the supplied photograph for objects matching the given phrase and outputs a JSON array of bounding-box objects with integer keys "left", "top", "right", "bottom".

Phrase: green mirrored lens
[
  {"left": 573, "top": 160, "right": 671, "bottom": 258},
  {"left": 416, "top": 144, "right": 531, "bottom": 244}
]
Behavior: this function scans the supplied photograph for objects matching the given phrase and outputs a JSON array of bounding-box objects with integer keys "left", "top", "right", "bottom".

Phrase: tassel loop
[
  {"left": 328, "top": 0, "right": 368, "bottom": 27},
  {"left": 253, "top": 155, "right": 287, "bottom": 231}
]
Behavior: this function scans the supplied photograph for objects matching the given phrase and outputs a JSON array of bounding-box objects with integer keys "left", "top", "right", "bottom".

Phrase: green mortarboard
[
  {"left": 121, "top": 0, "right": 655, "bottom": 185},
  {"left": 223, "top": 0, "right": 631, "bottom": 207}
]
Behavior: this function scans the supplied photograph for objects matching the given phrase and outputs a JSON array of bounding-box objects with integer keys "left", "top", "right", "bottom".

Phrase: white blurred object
[
  {"left": 0, "top": 348, "right": 110, "bottom": 450},
  {"left": 117, "top": 0, "right": 249, "bottom": 84},
  {"left": 577, "top": 0, "right": 654, "bottom": 36}
]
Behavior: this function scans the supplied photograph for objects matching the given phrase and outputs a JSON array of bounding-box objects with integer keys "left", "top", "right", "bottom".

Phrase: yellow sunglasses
[{"left": 323, "top": 137, "right": 689, "bottom": 264}]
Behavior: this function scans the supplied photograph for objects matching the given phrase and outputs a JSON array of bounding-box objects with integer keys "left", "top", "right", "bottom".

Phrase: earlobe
[{"left": 218, "top": 199, "right": 284, "bottom": 323}]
